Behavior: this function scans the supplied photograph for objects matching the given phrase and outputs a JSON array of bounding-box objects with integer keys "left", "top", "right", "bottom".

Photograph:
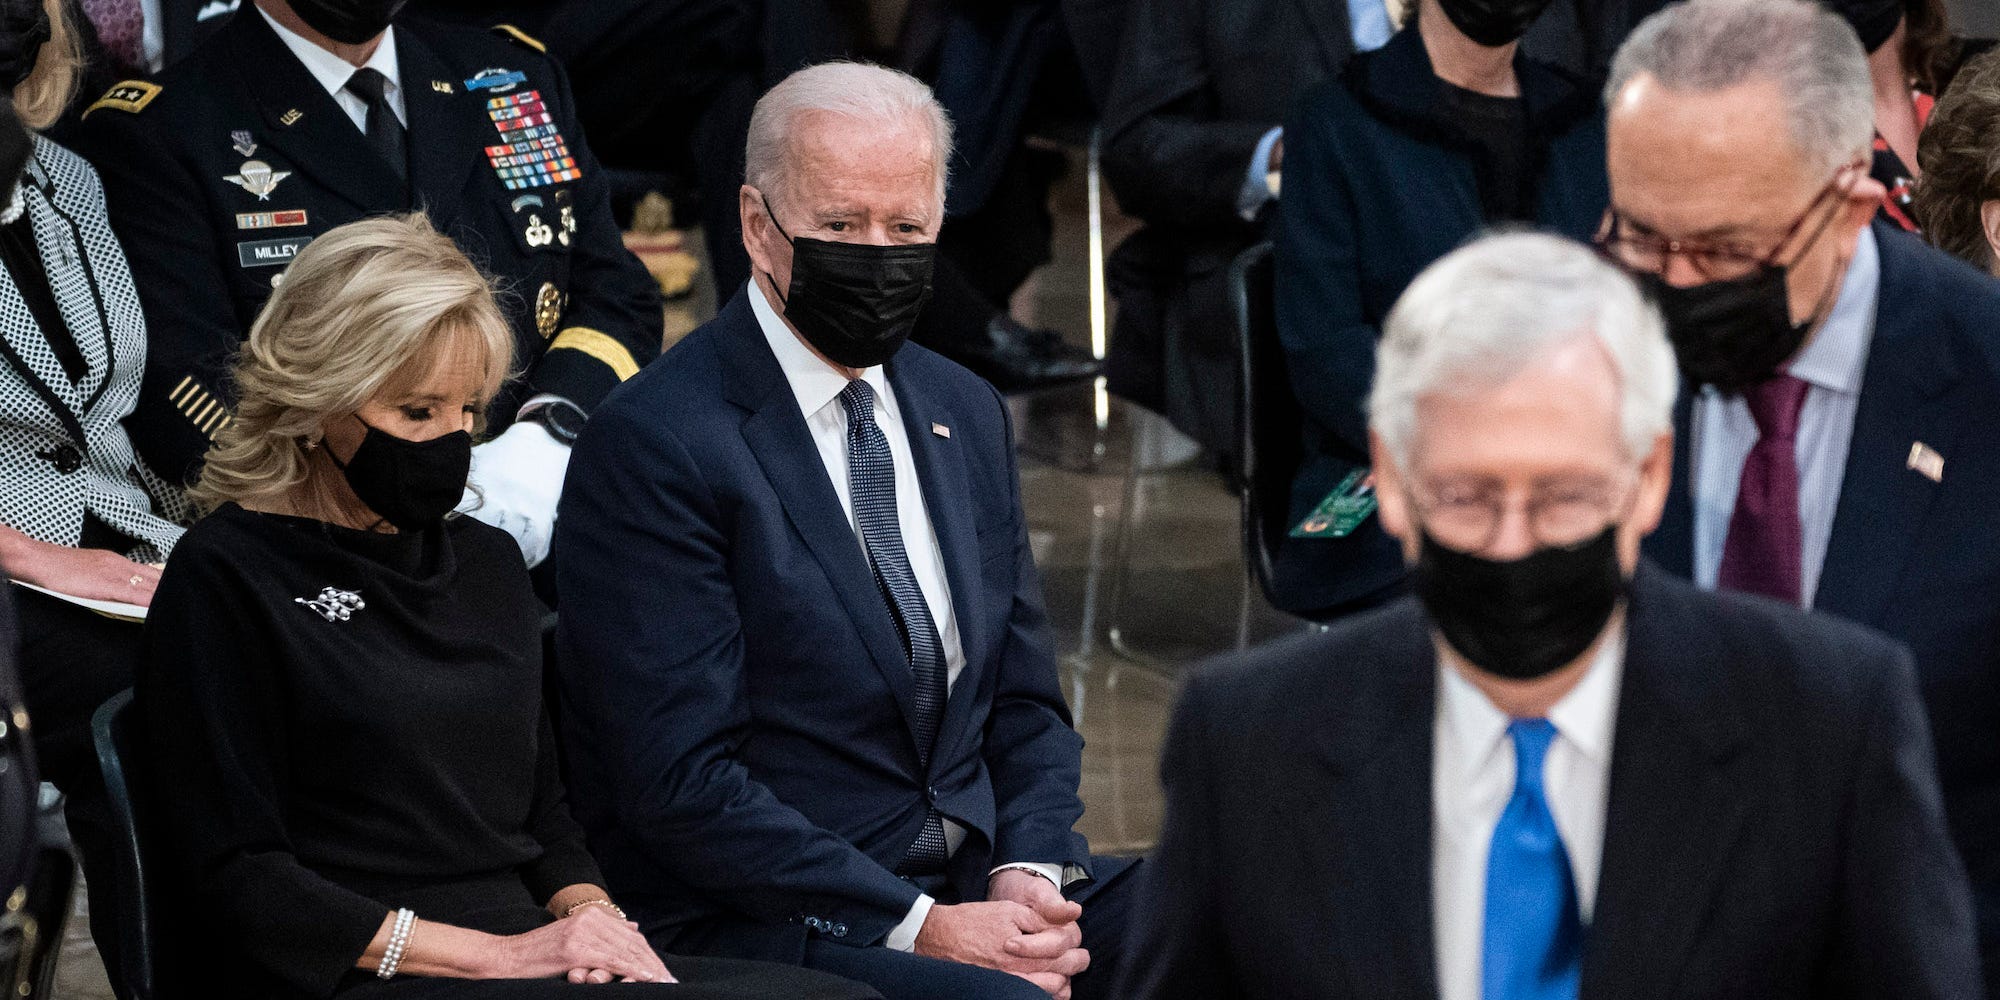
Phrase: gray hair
[
  {"left": 744, "top": 62, "right": 955, "bottom": 210},
  {"left": 1368, "top": 232, "right": 1678, "bottom": 470},
  {"left": 1606, "top": 0, "right": 1874, "bottom": 174}
]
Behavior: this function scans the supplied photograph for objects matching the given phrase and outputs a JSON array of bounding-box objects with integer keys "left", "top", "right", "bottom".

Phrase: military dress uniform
[{"left": 76, "top": 10, "right": 661, "bottom": 484}]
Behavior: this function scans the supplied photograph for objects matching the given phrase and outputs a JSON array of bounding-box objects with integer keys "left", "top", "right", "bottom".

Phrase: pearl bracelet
[
  {"left": 377, "top": 908, "right": 416, "bottom": 980},
  {"left": 564, "top": 898, "right": 627, "bottom": 920}
]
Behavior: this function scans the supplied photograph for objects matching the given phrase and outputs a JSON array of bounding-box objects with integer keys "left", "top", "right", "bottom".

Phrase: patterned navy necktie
[{"left": 839, "top": 380, "right": 951, "bottom": 874}]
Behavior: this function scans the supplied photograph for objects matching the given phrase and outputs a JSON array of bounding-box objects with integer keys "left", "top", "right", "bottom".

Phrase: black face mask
[
  {"left": 761, "top": 194, "right": 936, "bottom": 370},
  {"left": 329, "top": 418, "right": 470, "bottom": 531},
  {"left": 1436, "top": 0, "right": 1556, "bottom": 47},
  {"left": 1640, "top": 267, "right": 1814, "bottom": 395},
  {"left": 1412, "top": 526, "right": 1626, "bottom": 681},
  {"left": 0, "top": 0, "right": 48, "bottom": 90},
  {"left": 1820, "top": 0, "right": 1901, "bottom": 53},
  {"left": 288, "top": 0, "right": 408, "bottom": 45}
]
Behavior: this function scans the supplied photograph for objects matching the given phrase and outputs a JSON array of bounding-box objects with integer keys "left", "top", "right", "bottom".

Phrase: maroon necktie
[
  {"left": 1717, "top": 375, "right": 1811, "bottom": 605},
  {"left": 83, "top": 0, "right": 146, "bottom": 74}
]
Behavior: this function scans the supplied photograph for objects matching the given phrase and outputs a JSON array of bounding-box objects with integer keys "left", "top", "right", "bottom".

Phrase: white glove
[{"left": 459, "top": 420, "right": 571, "bottom": 567}]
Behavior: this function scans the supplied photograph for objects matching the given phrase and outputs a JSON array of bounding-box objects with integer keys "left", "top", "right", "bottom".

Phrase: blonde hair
[
  {"left": 17, "top": 0, "right": 79, "bottom": 132},
  {"left": 190, "top": 214, "right": 514, "bottom": 512}
]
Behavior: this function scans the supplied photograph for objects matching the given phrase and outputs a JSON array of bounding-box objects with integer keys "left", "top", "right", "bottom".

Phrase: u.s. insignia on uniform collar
[
  {"left": 230, "top": 129, "right": 256, "bottom": 157},
  {"left": 226, "top": 160, "right": 291, "bottom": 201}
]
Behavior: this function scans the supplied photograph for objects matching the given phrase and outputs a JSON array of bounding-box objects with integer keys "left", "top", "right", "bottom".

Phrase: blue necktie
[
  {"left": 839, "top": 381, "right": 951, "bottom": 875},
  {"left": 1482, "top": 719, "right": 1583, "bottom": 1000}
]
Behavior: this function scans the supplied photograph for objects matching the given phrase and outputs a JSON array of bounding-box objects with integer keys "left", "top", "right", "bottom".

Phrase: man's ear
[
  {"left": 1630, "top": 430, "right": 1675, "bottom": 536},
  {"left": 1836, "top": 169, "right": 1888, "bottom": 252},
  {"left": 1370, "top": 431, "right": 1412, "bottom": 545}
]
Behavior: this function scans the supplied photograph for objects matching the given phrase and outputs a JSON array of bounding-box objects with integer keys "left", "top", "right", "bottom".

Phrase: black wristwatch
[{"left": 519, "top": 398, "right": 588, "bottom": 446}]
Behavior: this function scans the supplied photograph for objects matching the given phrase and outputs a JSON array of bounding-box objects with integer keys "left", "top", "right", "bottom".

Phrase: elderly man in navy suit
[
  {"left": 1596, "top": 1, "right": 2000, "bottom": 988},
  {"left": 552, "top": 62, "right": 1133, "bottom": 1000},
  {"left": 1125, "top": 230, "right": 1980, "bottom": 1000}
]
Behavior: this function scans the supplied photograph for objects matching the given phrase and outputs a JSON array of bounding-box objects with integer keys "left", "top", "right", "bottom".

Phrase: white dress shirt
[
  {"left": 1432, "top": 622, "right": 1624, "bottom": 1000},
  {"left": 257, "top": 8, "right": 407, "bottom": 133},
  {"left": 1691, "top": 227, "right": 1877, "bottom": 608},
  {"left": 749, "top": 282, "right": 1062, "bottom": 949}
]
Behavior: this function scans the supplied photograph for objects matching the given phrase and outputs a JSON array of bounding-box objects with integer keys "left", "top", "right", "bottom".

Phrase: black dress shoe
[{"left": 945, "top": 316, "right": 1104, "bottom": 392}]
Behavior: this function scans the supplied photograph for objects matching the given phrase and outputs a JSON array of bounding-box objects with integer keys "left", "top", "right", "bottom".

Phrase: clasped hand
[
  {"left": 915, "top": 870, "right": 1088, "bottom": 999},
  {"left": 493, "top": 903, "right": 675, "bottom": 984}
]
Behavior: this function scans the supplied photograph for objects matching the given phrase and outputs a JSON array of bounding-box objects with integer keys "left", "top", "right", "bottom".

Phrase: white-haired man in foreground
[{"left": 1124, "top": 231, "right": 1979, "bottom": 1000}]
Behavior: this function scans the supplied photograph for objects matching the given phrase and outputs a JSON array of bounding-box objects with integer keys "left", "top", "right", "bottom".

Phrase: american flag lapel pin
[
  {"left": 1907, "top": 441, "right": 1945, "bottom": 483},
  {"left": 931, "top": 422, "right": 951, "bottom": 439}
]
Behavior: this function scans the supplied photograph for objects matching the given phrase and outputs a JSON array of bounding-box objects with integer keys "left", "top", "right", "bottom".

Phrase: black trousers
[
  {"left": 14, "top": 584, "right": 142, "bottom": 999},
  {"left": 800, "top": 857, "right": 1140, "bottom": 1000}
]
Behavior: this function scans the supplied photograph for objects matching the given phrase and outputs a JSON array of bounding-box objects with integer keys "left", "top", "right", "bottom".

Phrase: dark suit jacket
[
  {"left": 1124, "top": 566, "right": 1981, "bottom": 1000},
  {"left": 553, "top": 290, "right": 1090, "bottom": 959},
  {"left": 1646, "top": 222, "right": 2000, "bottom": 986},
  {"left": 74, "top": 12, "right": 662, "bottom": 484},
  {"left": 1269, "top": 27, "right": 1608, "bottom": 616},
  {"left": 1095, "top": 0, "right": 1362, "bottom": 451}
]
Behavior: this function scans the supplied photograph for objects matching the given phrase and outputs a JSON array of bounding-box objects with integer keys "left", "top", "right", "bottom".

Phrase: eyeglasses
[
  {"left": 1594, "top": 165, "right": 1860, "bottom": 282},
  {"left": 1409, "top": 475, "right": 1636, "bottom": 554}
]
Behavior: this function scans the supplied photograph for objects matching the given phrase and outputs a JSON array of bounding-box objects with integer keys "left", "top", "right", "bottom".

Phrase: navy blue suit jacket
[
  {"left": 1125, "top": 565, "right": 1980, "bottom": 999},
  {"left": 1270, "top": 28, "right": 1609, "bottom": 615},
  {"left": 1646, "top": 223, "right": 2000, "bottom": 984},
  {"left": 552, "top": 289, "right": 1089, "bottom": 958}
]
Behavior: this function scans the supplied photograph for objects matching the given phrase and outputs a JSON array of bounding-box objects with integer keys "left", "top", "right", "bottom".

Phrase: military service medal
[
  {"left": 535, "top": 282, "right": 566, "bottom": 339},
  {"left": 226, "top": 160, "right": 292, "bottom": 201}
]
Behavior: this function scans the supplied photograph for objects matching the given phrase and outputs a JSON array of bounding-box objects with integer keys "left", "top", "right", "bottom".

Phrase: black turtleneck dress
[{"left": 139, "top": 503, "right": 878, "bottom": 1000}]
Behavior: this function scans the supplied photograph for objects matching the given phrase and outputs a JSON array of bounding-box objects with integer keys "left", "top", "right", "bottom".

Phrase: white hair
[
  {"left": 1607, "top": 0, "right": 1874, "bottom": 174},
  {"left": 1368, "top": 232, "right": 1678, "bottom": 470},
  {"left": 744, "top": 61, "right": 955, "bottom": 210}
]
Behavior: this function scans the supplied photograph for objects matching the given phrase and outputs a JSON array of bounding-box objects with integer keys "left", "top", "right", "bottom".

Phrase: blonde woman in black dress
[{"left": 140, "top": 214, "right": 877, "bottom": 1000}]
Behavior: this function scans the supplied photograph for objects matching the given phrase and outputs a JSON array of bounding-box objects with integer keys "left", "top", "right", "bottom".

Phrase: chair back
[
  {"left": 1232, "top": 242, "right": 1304, "bottom": 607},
  {"left": 91, "top": 689, "right": 160, "bottom": 1000}
]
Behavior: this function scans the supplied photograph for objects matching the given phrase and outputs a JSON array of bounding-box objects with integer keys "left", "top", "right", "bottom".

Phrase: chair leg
[{"left": 1105, "top": 422, "right": 1169, "bottom": 669}]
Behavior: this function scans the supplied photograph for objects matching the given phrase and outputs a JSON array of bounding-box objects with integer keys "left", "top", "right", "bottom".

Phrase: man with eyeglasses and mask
[
  {"left": 71, "top": 0, "right": 662, "bottom": 573},
  {"left": 1599, "top": 0, "right": 2000, "bottom": 987},
  {"left": 1123, "top": 230, "right": 1979, "bottom": 1000},
  {"left": 552, "top": 62, "right": 1136, "bottom": 1000}
]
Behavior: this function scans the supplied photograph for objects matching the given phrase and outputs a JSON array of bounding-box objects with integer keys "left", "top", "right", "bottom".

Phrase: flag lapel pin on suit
[
  {"left": 1907, "top": 441, "right": 1945, "bottom": 483},
  {"left": 932, "top": 422, "right": 951, "bottom": 439}
]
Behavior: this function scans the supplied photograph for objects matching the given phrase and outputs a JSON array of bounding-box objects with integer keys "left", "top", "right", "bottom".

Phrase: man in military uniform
[{"left": 76, "top": 0, "right": 662, "bottom": 566}]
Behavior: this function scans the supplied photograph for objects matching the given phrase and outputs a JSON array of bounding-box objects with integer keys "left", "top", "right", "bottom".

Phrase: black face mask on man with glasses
[{"left": 1599, "top": 171, "right": 1858, "bottom": 394}]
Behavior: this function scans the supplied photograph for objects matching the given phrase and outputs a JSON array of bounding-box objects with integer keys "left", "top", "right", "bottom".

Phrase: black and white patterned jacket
[{"left": 0, "top": 136, "right": 184, "bottom": 562}]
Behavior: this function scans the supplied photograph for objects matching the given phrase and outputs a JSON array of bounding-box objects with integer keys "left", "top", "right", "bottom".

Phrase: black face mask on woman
[
  {"left": 329, "top": 418, "right": 470, "bottom": 531},
  {"left": 1436, "top": 0, "right": 1556, "bottom": 47},
  {"left": 0, "top": 0, "right": 48, "bottom": 90},
  {"left": 1412, "top": 526, "right": 1626, "bottom": 681},
  {"left": 289, "top": 0, "right": 409, "bottom": 45},
  {"left": 761, "top": 193, "right": 936, "bottom": 370},
  {"left": 1820, "top": 0, "right": 1902, "bottom": 53}
]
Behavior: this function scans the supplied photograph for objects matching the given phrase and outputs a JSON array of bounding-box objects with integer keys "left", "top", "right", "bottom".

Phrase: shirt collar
[
  {"left": 257, "top": 7, "right": 401, "bottom": 104},
  {"left": 1436, "top": 616, "right": 1625, "bottom": 766},
  {"left": 1784, "top": 225, "right": 1878, "bottom": 395},
  {"left": 749, "top": 279, "right": 890, "bottom": 422}
]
